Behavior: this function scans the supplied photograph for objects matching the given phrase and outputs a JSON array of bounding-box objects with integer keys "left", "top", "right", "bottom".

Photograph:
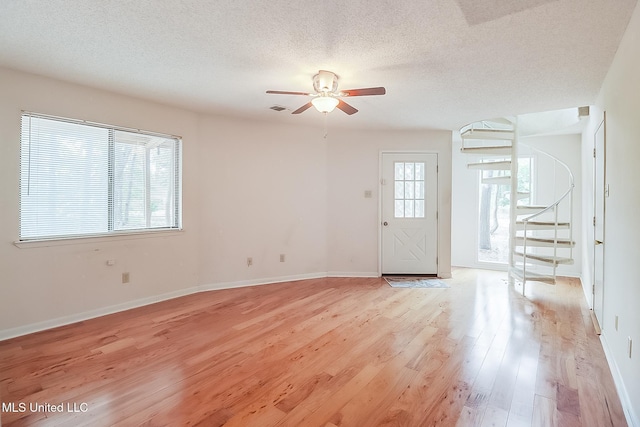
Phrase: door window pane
[
  {"left": 404, "top": 200, "right": 414, "bottom": 217},
  {"left": 395, "top": 182, "right": 404, "bottom": 199},
  {"left": 395, "top": 200, "right": 405, "bottom": 217},
  {"left": 415, "top": 181, "right": 424, "bottom": 199},
  {"left": 415, "top": 200, "right": 425, "bottom": 217},
  {"left": 404, "top": 181, "right": 414, "bottom": 199},
  {"left": 415, "top": 163, "right": 424, "bottom": 180},
  {"left": 404, "top": 163, "right": 414, "bottom": 180},
  {"left": 395, "top": 163, "right": 404, "bottom": 180}
]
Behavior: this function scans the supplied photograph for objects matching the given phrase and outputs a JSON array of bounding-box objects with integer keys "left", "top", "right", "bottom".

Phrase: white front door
[
  {"left": 593, "top": 117, "right": 606, "bottom": 326},
  {"left": 381, "top": 153, "right": 438, "bottom": 274}
]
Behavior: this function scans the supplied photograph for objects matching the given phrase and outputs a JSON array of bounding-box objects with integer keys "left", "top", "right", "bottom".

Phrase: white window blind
[{"left": 20, "top": 113, "right": 182, "bottom": 241}]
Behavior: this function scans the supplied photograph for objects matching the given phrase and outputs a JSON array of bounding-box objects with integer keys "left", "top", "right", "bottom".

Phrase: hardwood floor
[{"left": 0, "top": 268, "right": 626, "bottom": 426}]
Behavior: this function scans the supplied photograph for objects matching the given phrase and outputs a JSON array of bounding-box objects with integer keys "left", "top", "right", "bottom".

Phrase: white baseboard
[
  {"left": 326, "top": 271, "right": 379, "bottom": 278},
  {"left": 579, "top": 275, "right": 593, "bottom": 309},
  {"left": 0, "top": 286, "right": 199, "bottom": 341},
  {"left": 198, "top": 272, "right": 327, "bottom": 291},
  {"left": 600, "top": 331, "right": 639, "bottom": 427}
]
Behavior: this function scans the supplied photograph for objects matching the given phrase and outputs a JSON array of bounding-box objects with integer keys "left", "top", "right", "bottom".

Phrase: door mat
[{"left": 384, "top": 277, "right": 450, "bottom": 288}]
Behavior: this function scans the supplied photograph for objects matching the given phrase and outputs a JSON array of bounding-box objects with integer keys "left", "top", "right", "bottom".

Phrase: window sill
[{"left": 13, "top": 229, "right": 184, "bottom": 249}]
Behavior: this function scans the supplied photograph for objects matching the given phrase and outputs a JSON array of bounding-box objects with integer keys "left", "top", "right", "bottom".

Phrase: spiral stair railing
[{"left": 460, "top": 117, "right": 575, "bottom": 295}]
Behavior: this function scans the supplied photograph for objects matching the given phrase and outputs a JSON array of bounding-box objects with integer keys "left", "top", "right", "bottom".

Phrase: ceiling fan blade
[
  {"left": 266, "top": 90, "right": 311, "bottom": 96},
  {"left": 292, "top": 102, "right": 313, "bottom": 114},
  {"left": 336, "top": 100, "right": 358, "bottom": 115},
  {"left": 341, "top": 87, "right": 386, "bottom": 97}
]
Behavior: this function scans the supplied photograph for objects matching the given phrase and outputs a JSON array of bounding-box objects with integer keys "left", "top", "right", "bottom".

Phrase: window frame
[{"left": 18, "top": 112, "right": 183, "bottom": 244}]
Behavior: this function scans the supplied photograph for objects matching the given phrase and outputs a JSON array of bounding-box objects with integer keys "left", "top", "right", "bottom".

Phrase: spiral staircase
[{"left": 460, "top": 117, "right": 575, "bottom": 295}]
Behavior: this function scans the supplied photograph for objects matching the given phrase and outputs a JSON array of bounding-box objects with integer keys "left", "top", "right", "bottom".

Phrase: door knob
[
  {"left": 383, "top": 221, "right": 389, "bottom": 226},
  {"left": 595, "top": 240, "right": 603, "bottom": 245}
]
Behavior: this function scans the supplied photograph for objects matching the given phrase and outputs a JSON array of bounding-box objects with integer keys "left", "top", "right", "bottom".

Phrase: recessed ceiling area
[
  {"left": 0, "top": 0, "right": 637, "bottom": 130},
  {"left": 455, "top": 0, "right": 557, "bottom": 25}
]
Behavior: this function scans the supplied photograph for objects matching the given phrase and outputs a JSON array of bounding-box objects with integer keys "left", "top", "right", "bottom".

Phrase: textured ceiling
[{"left": 0, "top": 0, "right": 637, "bottom": 131}]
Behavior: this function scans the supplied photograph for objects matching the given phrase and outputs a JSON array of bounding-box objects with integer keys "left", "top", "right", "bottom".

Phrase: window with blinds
[{"left": 20, "top": 113, "right": 182, "bottom": 241}]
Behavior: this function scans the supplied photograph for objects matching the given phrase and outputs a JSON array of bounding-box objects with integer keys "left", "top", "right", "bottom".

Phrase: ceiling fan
[{"left": 266, "top": 70, "right": 386, "bottom": 115}]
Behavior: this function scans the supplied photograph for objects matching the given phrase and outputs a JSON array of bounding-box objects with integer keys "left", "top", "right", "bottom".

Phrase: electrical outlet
[
  {"left": 122, "top": 272, "right": 130, "bottom": 284},
  {"left": 629, "top": 337, "right": 633, "bottom": 358},
  {"left": 615, "top": 315, "right": 619, "bottom": 331},
  {"left": 364, "top": 190, "right": 372, "bottom": 198},
  {"left": 280, "top": 254, "right": 285, "bottom": 262},
  {"left": 247, "top": 257, "right": 253, "bottom": 267}
]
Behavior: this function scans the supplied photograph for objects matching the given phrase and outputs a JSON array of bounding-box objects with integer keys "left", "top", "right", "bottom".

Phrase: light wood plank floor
[{"left": 0, "top": 268, "right": 626, "bottom": 426}]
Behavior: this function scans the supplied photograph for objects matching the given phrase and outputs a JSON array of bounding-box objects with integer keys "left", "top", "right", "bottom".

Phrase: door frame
[
  {"left": 378, "top": 151, "right": 440, "bottom": 276},
  {"left": 593, "top": 113, "right": 607, "bottom": 328}
]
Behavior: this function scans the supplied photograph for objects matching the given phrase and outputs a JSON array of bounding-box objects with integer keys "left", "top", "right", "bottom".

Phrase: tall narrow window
[
  {"left": 477, "top": 156, "right": 533, "bottom": 264},
  {"left": 20, "top": 113, "right": 182, "bottom": 241}
]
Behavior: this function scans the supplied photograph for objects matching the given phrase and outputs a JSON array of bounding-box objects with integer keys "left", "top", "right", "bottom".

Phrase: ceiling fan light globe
[{"left": 311, "top": 96, "right": 339, "bottom": 113}]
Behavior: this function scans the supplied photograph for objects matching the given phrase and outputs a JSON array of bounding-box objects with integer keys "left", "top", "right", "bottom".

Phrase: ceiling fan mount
[
  {"left": 313, "top": 70, "right": 339, "bottom": 94},
  {"left": 266, "top": 70, "right": 386, "bottom": 115}
]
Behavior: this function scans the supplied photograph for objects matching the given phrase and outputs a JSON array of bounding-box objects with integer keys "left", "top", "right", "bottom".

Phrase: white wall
[
  {"left": 326, "top": 128, "right": 452, "bottom": 278},
  {"left": 522, "top": 134, "right": 583, "bottom": 277},
  {"left": 0, "top": 68, "right": 332, "bottom": 337},
  {"left": 451, "top": 133, "right": 481, "bottom": 268},
  {"left": 0, "top": 67, "right": 453, "bottom": 339},
  {"left": 196, "top": 115, "right": 328, "bottom": 286},
  {"left": 586, "top": 2, "right": 640, "bottom": 423},
  {"left": 0, "top": 67, "right": 201, "bottom": 335}
]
